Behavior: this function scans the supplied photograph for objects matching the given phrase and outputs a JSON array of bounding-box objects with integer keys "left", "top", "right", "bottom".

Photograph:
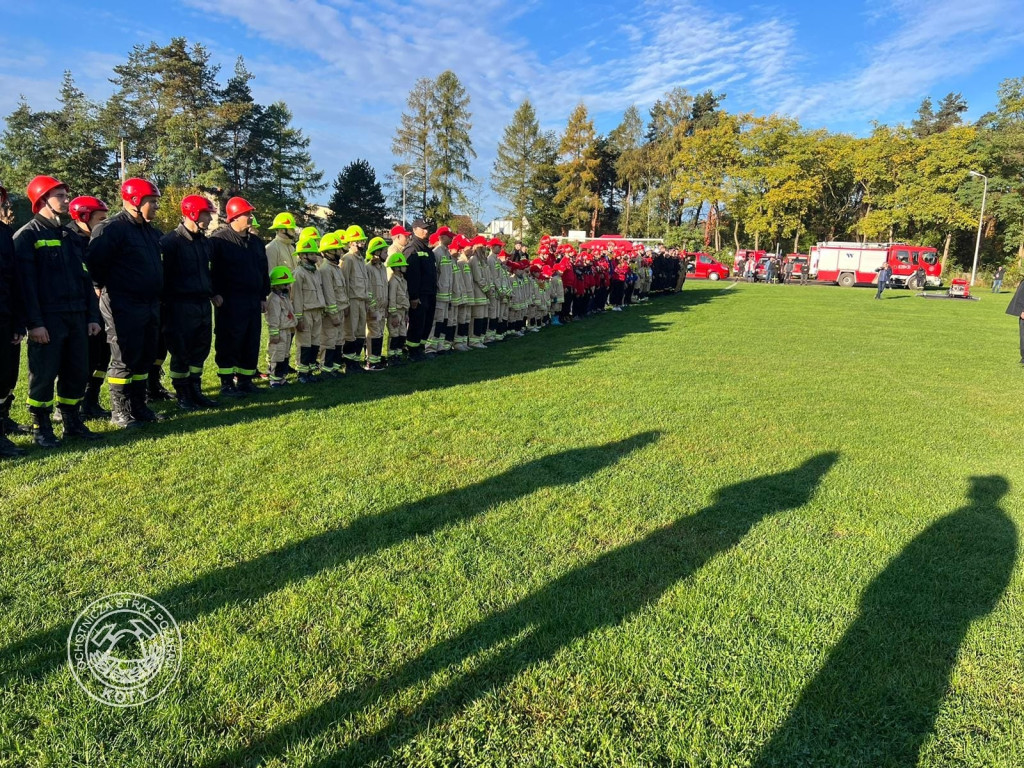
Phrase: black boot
[
  {"left": 190, "top": 376, "right": 218, "bottom": 408},
  {"left": 59, "top": 404, "right": 102, "bottom": 441},
  {"left": 131, "top": 380, "right": 164, "bottom": 422},
  {"left": 1, "top": 394, "right": 30, "bottom": 435},
  {"left": 172, "top": 377, "right": 198, "bottom": 411},
  {"left": 235, "top": 374, "right": 259, "bottom": 394},
  {"left": 29, "top": 407, "right": 60, "bottom": 449},
  {"left": 147, "top": 365, "right": 174, "bottom": 401},
  {"left": 0, "top": 417, "right": 25, "bottom": 458},
  {"left": 81, "top": 377, "right": 111, "bottom": 420},
  {"left": 109, "top": 386, "right": 141, "bottom": 429},
  {"left": 220, "top": 374, "right": 244, "bottom": 397}
]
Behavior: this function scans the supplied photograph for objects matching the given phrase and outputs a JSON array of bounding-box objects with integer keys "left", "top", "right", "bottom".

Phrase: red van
[{"left": 685, "top": 252, "right": 730, "bottom": 281}]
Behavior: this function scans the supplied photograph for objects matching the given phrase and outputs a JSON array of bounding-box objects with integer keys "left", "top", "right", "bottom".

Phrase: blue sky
[{"left": 3, "top": 0, "right": 1024, "bottom": 220}]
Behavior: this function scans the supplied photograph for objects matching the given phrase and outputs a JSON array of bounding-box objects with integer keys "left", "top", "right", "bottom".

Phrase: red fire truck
[{"left": 809, "top": 242, "right": 942, "bottom": 289}]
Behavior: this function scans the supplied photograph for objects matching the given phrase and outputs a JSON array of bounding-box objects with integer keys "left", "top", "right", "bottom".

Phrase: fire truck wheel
[
  {"left": 907, "top": 276, "right": 921, "bottom": 290},
  {"left": 838, "top": 273, "right": 855, "bottom": 288}
]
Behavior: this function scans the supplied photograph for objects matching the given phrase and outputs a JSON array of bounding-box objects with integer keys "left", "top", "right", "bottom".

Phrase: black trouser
[
  {"left": 87, "top": 323, "right": 110, "bottom": 384},
  {"left": 215, "top": 295, "right": 262, "bottom": 377},
  {"left": 0, "top": 317, "right": 20, "bottom": 399},
  {"left": 561, "top": 290, "right": 574, "bottom": 321},
  {"left": 610, "top": 282, "right": 625, "bottom": 306},
  {"left": 572, "top": 292, "right": 589, "bottom": 317},
  {"left": 26, "top": 311, "right": 88, "bottom": 410},
  {"left": 625, "top": 285, "right": 634, "bottom": 304},
  {"left": 164, "top": 299, "right": 212, "bottom": 380},
  {"left": 102, "top": 291, "right": 160, "bottom": 387},
  {"left": 407, "top": 294, "right": 436, "bottom": 351},
  {"left": 407, "top": 302, "right": 426, "bottom": 351}
]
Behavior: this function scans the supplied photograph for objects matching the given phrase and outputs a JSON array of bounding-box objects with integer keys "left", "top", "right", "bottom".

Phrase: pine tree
[
  {"left": 491, "top": 99, "right": 548, "bottom": 237},
  {"left": 0, "top": 98, "right": 48, "bottom": 196},
  {"left": 609, "top": 105, "right": 645, "bottom": 234},
  {"left": 215, "top": 57, "right": 261, "bottom": 191},
  {"left": 44, "top": 72, "right": 115, "bottom": 200},
  {"left": 912, "top": 97, "right": 936, "bottom": 137},
  {"left": 934, "top": 92, "right": 968, "bottom": 133},
  {"left": 256, "top": 102, "right": 325, "bottom": 215},
  {"left": 392, "top": 77, "right": 435, "bottom": 220},
  {"left": 554, "top": 103, "right": 601, "bottom": 234},
  {"left": 429, "top": 71, "right": 475, "bottom": 225},
  {"left": 327, "top": 159, "right": 389, "bottom": 233}
]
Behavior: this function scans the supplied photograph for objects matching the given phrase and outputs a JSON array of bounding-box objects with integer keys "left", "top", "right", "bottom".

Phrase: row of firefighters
[{"left": 0, "top": 175, "right": 688, "bottom": 456}]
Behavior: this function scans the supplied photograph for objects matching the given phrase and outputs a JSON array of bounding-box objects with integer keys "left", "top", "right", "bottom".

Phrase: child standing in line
[
  {"left": 266, "top": 266, "right": 298, "bottom": 387},
  {"left": 386, "top": 251, "right": 411, "bottom": 364}
]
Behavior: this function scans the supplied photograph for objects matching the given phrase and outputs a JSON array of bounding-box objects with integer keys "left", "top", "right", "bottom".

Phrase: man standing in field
[
  {"left": 993, "top": 265, "right": 1006, "bottom": 294},
  {"left": 875, "top": 264, "right": 892, "bottom": 299},
  {"left": 1005, "top": 279, "right": 1024, "bottom": 365}
]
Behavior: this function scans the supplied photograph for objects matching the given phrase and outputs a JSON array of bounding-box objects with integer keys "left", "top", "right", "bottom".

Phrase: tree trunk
[
  {"left": 733, "top": 219, "right": 741, "bottom": 251},
  {"left": 1018, "top": 233, "right": 1024, "bottom": 268},
  {"left": 888, "top": 225, "right": 894, "bottom": 243},
  {"left": 590, "top": 206, "right": 599, "bottom": 238},
  {"left": 941, "top": 232, "right": 951, "bottom": 276},
  {"left": 692, "top": 200, "right": 703, "bottom": 227},
  {"left": 793, "top": 225, "right": 801, "bottom": 254},
  {"left": 624, "top": 181, "right": 632, "bottom": 235},
  {"left": 754, "top": 231, "right": 760, "bottom": 251}
]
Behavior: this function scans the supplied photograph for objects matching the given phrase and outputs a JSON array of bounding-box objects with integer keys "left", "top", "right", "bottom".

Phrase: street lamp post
[
  {"left": 969, "top": 170, "right": 988, "bottom": 286},
  {"left": 402, "top": 169, "right": 414, "bottom": 227}
]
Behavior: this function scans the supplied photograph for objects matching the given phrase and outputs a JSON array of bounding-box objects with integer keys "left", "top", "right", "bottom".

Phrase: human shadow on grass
[
  {"left": 203, "top": 452, "right": 839, "bottom": 767},
  {"left": 752, "top": 475, "right": 1016, "bottom": 768},
  {"left": 0, "top": 289, "right": 728, "bottom": 464},
  {"left": 0, "top": 432, "right": 660, "bottom": 687}
]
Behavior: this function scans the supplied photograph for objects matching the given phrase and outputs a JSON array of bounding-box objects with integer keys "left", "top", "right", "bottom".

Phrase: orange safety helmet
[
  {"left": 181, "top": 194, "right": 214, "bottom": 223},
  {"left": 27, "top": 175, "right": 69, "bottom": 214},
  {"left": 68, "top": 196, "right": 109, "bottom": 223},
  {"left": 225, "top": 196, "right": 255, "bottom": 221},
  {"left": 121, "top": 177, "right": 161, "bottom": 207}
]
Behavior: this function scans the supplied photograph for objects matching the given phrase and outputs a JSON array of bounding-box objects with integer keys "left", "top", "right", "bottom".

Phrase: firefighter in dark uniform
[
  {"left": 66, "top": 195, "right": 111, "bottom": 420},
  {"left": 13, "top": 175, "right": 103, "bottom": 447},
  {"left": 86, "top": 177, "right": 165, "bottom": 429},
  {"left": 160, "top": 194, "right": 219, "bottom": 411},
  {"left": 402, "top": 219, "right": 438, "bottom": 360},
  {"left": 0, "top": 181, "right": 26, "bottom": 457},
  {"left": 209, "top": 196, "right": 270, "bottom": 396}
]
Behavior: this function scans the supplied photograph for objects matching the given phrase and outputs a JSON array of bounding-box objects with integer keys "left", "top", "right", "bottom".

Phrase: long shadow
[
  {"left": 752, "top": 475, "right": 1017, "bottom": 767},
  {"left": 0, "top": 432, "right": 660, "bottom": 686},
  {"left": 0, "top": 289, "right": 728, "bottom": 458},
  {"left": 204, "top": 452, "right": 839, "bottom": 767}
]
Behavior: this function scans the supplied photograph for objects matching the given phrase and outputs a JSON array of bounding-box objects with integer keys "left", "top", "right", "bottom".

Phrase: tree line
[
  {"left": 0, "top": 38, "right": 324, "bottom": 233},
  {"left": 4, "top": 37, "right": 1023, "bottom": 276}
]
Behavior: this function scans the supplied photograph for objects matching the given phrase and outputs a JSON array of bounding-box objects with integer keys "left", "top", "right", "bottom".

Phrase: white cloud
[
  {"left": 780, "top": 0, "right": 1024, "bottom": 128},
  {"left": 3, "top": 0, "right": 1023, "bottom": 219}
]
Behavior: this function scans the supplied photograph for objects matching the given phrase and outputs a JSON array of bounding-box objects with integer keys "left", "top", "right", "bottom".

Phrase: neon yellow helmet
[
  {"left": 296, "top": 236, "right": 320, "bottom": 255},
  {"left": 319, "top": 232, "right": 346, "bottom": 252},
  {"left": 386, "top": 252, "right": 408, "bottom": 269},
  {"left": 270, "top": 212, "right": 297, "bottom": 230},
  {"left": 300, "top": 226, "right": 321, "bottom": 242},
  {"left": 366, "top": 236, "right": 388, "bottom": 260},
  {"left": 345, "top": 224, "right": 367, "bottom": 243},
  {"left": 250, "top": 215, "right": 261, "bottom": 229},
  {"left": 269, "top": 266, "right": 295, "bottom": 286}
]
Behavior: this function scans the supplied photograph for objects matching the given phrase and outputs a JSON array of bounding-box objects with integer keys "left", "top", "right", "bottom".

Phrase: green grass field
[{"left": 1, "top": 281, "right": 1023, "bottom": 767}]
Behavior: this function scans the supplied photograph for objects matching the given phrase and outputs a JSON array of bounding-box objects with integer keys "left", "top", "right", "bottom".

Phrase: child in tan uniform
[
  {"left": 266, "top": 266, "right": 298, "bottom": 387},
  {"left": 386, "top": 251, "right": 410, "bottom": 364},
  {"left": 292, "top": 236, "right": 327, "bottom": 383}
]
